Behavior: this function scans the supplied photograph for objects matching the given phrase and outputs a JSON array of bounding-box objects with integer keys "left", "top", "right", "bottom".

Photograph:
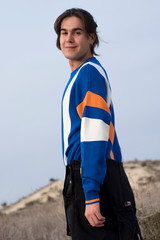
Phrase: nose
[{"left": 66, "top": 33, "right": 74, "bottom": 42}]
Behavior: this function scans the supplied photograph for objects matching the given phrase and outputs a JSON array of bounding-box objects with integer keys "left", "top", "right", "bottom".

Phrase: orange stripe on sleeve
[
  {"left": 85, "top": 198, "right": 100, "bottom": 204},
  {"left": 110, "top": 150, "right": 114, "bottom": 160},
  {"left": 109, "top": 121, "right": 114, "bottom": 145},
  {"left": 77, "top": 91, "right": 111, "bottom": 119}
]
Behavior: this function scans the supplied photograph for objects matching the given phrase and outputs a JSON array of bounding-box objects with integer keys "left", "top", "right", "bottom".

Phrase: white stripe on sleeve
[{"left": 81, "top": 117, "right": 109, "bottom": 142}]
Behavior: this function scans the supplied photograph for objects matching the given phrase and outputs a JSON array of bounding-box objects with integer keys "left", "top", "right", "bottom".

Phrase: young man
[{"left": 54, "top": 8, "right": 143, "bottom": 240}]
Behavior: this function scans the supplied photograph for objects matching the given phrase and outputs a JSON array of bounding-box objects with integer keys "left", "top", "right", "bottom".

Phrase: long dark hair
[{"left": 54, "top": 8, "right": 99, "bottom": 55}]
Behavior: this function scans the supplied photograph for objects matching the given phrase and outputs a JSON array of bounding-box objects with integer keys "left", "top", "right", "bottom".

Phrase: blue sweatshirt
[{"left": 61, "top": 57, "right": 122, "bottom": 205}]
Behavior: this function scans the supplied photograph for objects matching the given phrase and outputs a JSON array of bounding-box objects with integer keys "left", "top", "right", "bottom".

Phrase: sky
[{"left": 0, "top": 0, "right": 160, "bottom": 206}]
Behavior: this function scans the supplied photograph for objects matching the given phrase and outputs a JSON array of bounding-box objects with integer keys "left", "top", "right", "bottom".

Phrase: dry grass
[
  {"left": 139, "top": 212, "right": 160, "bottom": 240},
  {"left": 0, "top": 197, "right": 68, "bottom": 240}
]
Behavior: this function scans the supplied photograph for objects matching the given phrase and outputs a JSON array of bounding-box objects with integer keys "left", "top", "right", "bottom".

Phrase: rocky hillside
[{"left": 1, "top": 180, "right": 64, "bottom": 215}]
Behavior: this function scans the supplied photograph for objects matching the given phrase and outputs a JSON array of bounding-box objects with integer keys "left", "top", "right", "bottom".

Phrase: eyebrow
[{"left": 60, "top": 28, "right": 83, "bottom": 32}]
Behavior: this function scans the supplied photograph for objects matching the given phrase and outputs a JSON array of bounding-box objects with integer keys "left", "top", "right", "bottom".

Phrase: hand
[{"left": 85, "top": 202, "right": 106, "bottom": 227}]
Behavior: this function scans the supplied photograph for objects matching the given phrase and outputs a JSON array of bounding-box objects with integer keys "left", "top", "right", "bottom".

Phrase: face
[{"left": 60, "top": 16, "right": 95, "bottom": 70}]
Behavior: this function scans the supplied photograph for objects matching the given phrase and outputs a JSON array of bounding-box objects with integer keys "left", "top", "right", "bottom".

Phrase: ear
[{"left": 89, "top": 33, "right": 96, "bottom": 45}]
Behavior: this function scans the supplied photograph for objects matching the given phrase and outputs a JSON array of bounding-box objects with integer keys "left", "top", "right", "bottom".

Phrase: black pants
[{"left": 63, "top": 159, "right": 143, "bottom": 240}]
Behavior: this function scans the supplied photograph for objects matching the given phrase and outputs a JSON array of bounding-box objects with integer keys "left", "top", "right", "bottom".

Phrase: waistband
[
  {"left": 66, "top": 160, "right": 82, "bottom": 176},
  {"left": 70, "top": 159, "right": 81, "bottom": 167},
  {"left": 66, "top": 159, "right": 123, "bottom": 177},
  {"left": 68, "top": 159, "right": 122, "bottom": 167}
]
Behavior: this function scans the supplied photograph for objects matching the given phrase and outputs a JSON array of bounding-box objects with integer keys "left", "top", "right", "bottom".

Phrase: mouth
[{"left": 65, "top": 46, "right": 77, "bottom": 49}]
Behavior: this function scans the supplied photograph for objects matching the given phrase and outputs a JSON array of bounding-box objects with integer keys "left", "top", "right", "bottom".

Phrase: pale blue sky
[{"left": 0, "top": 0, "right": 160, "bottom": 206}]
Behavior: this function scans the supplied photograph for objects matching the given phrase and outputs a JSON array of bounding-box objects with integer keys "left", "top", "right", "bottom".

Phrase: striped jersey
[{"left": 61, "top": 57, "right": 122, "bottom": 205}]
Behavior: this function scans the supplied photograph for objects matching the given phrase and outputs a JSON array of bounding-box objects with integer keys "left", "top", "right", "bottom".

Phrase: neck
[{"left": 69, "top": 54, "right": 93, "bottom": 72}]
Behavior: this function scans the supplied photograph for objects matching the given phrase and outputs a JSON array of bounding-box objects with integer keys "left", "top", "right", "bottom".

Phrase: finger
[
  {"left": 96, "top": 216, "right": 105, "bottom": 222},
  {"left": 86, "top": 212, "right": 105, "bottom": 225},
  {"left": 87, "top": 215, "right": 105, "bottom": 227},
  {"left": 95, "top": 212, "right": 105, "bottom": 221},
  {"left": 91, "top": 215, "right": 105, "bottom": 227}
]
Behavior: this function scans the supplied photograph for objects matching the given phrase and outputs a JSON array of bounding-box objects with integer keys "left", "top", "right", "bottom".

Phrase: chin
[
  {"left": 65, "top": 55, "right": 78, "bottom": 61},
  {"left": 63, "top": 52, "right": 74, "bottom": 59}
]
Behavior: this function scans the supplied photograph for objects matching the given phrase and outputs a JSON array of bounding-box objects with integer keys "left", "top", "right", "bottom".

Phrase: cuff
[
  {"left": 84, "top": 190, "right": 100, "bottom": 205},
  {"left": 85, "top": 198, "right": 100, "bottom": 205}
]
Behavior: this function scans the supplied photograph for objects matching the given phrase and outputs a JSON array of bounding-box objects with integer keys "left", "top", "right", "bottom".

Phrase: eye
[
  {"left": 75, "top": 31, "right": 81, "bottom": 35},
  {"left": 61, "top": 31, "right": 68, "bottom": 35}
]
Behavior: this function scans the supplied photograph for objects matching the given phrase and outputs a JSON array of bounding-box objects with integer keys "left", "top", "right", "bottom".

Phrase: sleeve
[{"left": 75, "top": 64, "right": 112, "bottom": 205}]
